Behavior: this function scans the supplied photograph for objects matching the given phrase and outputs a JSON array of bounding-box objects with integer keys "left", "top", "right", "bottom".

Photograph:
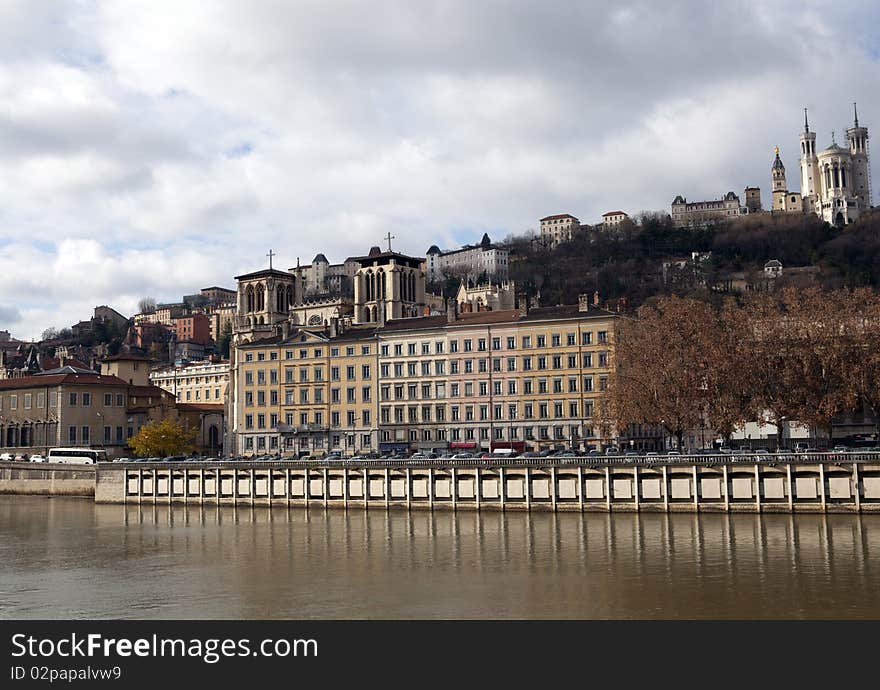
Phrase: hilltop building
[
  {"left": 425, "top": 234, "right": 509, "bottom": 283},
  {"left": 539, "top": 214, "right": 580, "bottom": 248}
]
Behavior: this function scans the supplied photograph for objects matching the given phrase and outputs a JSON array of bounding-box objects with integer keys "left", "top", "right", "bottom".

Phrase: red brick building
[{"left": 172, "top": 314, "right": 211, "bottom": 345}]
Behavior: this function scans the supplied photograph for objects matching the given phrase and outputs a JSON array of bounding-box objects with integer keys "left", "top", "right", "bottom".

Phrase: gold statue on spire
[{"left": 774, "top": 145, "right": 779, "bottom": 155}]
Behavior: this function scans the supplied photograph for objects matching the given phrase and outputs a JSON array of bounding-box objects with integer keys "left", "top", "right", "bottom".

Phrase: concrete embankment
[
  {"left": 95, "top": 455, "right": 880, "bottom": 513},
  {"left": 0, "top": 463, "right": 95, "bottom": 497}
]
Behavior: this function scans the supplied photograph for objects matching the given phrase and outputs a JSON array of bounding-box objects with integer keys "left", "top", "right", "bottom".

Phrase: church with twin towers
[{"left": 772, "top": 103, "right": 872, "bottom": 226}]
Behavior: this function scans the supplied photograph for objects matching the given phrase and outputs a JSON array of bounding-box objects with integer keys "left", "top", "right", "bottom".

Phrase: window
[
  {"left": 553, "top": 379, "right": 563, "bottom": 393},
  {"left": 300, "top": 369, "right": 309, "bottom": 383},
  {"left": 598, "top": 352, "right": 608, "bottom": 367},
  {"left": 421, "top": 362, "right": 431, "bottom": 376},
  {"left": 450, "top": 360, "right": 459, "bottom": 374},
  {"left": 381, "top": 345, "right": 390, "bottom": 357},
  {"left": 257, "top": 391, "right": 266, "bottom": 406},
  {"left": 552, "top": 355, "right": 562, "bottom": 369},
  {"left": 536, "top": 335, "right": 546, "bottom": 348},
  {"left": 583, "top": 353, "right": 593, "bottom": 368},
  {"left": 479, "top": 382, "right": 488, "bottom": 396},
  {"left": 568, "top": 378, "right": 578, "bottom": 393},
  {"left": 435, "top": 341, "right": 444, "bottom": 354},
  {"left": 523, "top": 357, "right": 532, "bottom": 371},
  {"left": 362, "top": 386, "right": 371, "bottom": 402},
  {"left": 245, "top": 353, "right": 254, "bottom": 362},
  {"left": 331, "top": 347, "right": 340, "bottom": 357},
  {"left": 584, "top": 376, "right": 593, "bottom": 392},
  {"left": 508, "top": 404, "right": 518, "bottom": 420},
  {"left": 346, "top": 347, "right": 355, "bottom": 357},
  {"left": 506, "top": 336, "right": 515, "bottom": 349},
  {"left": 394, "top": 344, "right": 403, "bottom": 356},
  {"left": 270, "top": 390, "right": 278, "bottom": 405},
  {"left": 81, "top": 426, "right": 90, "bottom": 442},
  {"left": 599, "top": 376, "right": 608, "bottom": 391},
  {"left": 478, "top": 338, "right": 487, "bottom": 351},
  {"left": 524, "top": 380, "right": 533, "bottom": 394},
  {"left": 551, "top": 334, "right": 561, "bottom": 347},
  {"left": 257, "top": 352, "right": 265, "bottom": 361},
  {"left": 567, "top": 333, "right": 576, "bottom": 346},
  {"left": 598, "top": 331, "right": 608, "bottom": 344},
  {"left": 346, "top": 366, "right": 355, "bottom": 381},
  {"left": 522, "top": 336, "right": 531, "bottom": 348},
  {"left": 362, "top": 365, "right": 371, "bottom": 379},
  {"left": 68, "top": 426, "right": 77, "bottom": 442},
  {"left": 104, "top": 393, "right": 113, "bottom": 406},
  {"left": 116, "top": 426, "right": 124, "bottom": 443},
  {"left": 508, "top": 380, "right": 517, "bottom": 395},
  {"left": 270, "top": 370, "right": 278, "bottom": 385},
  {"left": 491, "top": 337, "right": 500, "bottom": 350},
  {"left": 104, "top": 426, "right": 112, "bottom": 443},
  {"left": 463, "top": 339, "right": 472, "bottom": 352},
  {"left": 270, "top": 352, "right": 278, "bottom": 361},
  {"left": 69, "top": 392, "right": 77, "bottom": 406},
  {"left": 257, "top": 370, "right": 266, "bottom": 385},
  {"left": 537, "top": 356, "right": 547, "bottom": 370},
  {"left": 582, "top": 332, "right": 592, "bottom": 345}
]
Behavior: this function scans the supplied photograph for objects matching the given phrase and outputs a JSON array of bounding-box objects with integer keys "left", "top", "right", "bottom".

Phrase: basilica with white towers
[{"left": 772, "top": 104, "right": 872, "bottom": 226}]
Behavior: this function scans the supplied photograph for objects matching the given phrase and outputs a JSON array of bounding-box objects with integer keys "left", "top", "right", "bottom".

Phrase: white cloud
[{"left": 0, "top": 0, "right": 878, "bottom": 339}]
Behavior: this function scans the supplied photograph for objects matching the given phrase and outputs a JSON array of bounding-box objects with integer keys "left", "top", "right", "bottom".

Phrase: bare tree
[{"left": 138, "top": 297, "right": 157, "bottom": 314}]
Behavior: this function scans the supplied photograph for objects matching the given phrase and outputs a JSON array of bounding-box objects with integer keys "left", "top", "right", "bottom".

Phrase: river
[{"left": 1, "top": 496, "right": 878, "bottom": 619}]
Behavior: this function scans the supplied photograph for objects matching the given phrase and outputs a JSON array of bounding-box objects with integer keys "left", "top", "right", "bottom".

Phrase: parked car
[
  {"left": 587, "top": 450, "right": 603, "bottom": 457},
  {"left": 832, "top": 446, "right": 849, "bottom": 454},
  {"left": 0, "top": 452, "right": 13, "bottom": 462},
  {"left": 29, "top": 454, "right": 48, "bottom": 463},
  {"left": 520, "top": 451, "right": 541, "bottom": 458},
  {"left": 665, "top": 450, "right": 682, "bottom": 457},
  {"left": 449, "top": 452, "right": 474, "bottom": 459}
]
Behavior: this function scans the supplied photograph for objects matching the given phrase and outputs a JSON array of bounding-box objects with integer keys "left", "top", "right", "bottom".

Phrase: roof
[
  {"left": 100, "top": 353, "right": 153, "bottom": 362},
  {"left": 540, "top": 214, "right": 578, "bottom": 222},
  {"left": 427, "top": 245, "right": 441, "bottom": 254},
  {"left": 176, "top": 403, "right": 225, "bottom": 413},
  {"left": 40, "top": 365, "right": 98, "bottom": 375},
  {"left": 772, "top": 151, "right": 785, "bottom": 170},
  {"left": 764, "top": 259, "right": 783, "bottom": 267},
  {"left": 351, "top": 250, "right": 424, "bottom": 268},
  {"left": 0, "top": 373, "right": 130, "bottom": 391},
  {"left": 672, "top": 195, "right": 686, "bottom": 204},
  {"left": 313, "top": 253, "right": 328, "bottom": 263},
  {"left": 128, "top": 385, "right": 174, "bottom": 398},
  {"left": 602, "top": 210, "right": 627, "bottom": 217},
  {"left": 200, "top": 286, "right": 235, "bottom": 293},
  {"left": 233, "top": 268, "right": 291, "bottom": 281}
]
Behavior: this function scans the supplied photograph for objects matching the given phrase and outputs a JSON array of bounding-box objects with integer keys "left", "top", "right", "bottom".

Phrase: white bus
[{"left": 47, "top": 448, "right": 109, "bottom": 465}]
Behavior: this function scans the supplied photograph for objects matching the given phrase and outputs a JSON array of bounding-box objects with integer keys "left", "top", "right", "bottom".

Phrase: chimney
[
  {"left": 578, "top": 294, "right": 590, "bottom": 312},
  {"left": 518, "top": 297, "right": 528, "bottom": 318},
  {"left": 329, "top": 317, "right": 338, "bottom": 338},
  {"left": 281, "top": 320, "right": 290, "bottom": 340},
  {"left": 593, "top": 290, "right": 600, "bottom": 307},
  {"left": 378, "top": 301, "right": 387, "bottom": 328},
  {"left": 446, "top": 299, "right": 457, "bottom": 323}
]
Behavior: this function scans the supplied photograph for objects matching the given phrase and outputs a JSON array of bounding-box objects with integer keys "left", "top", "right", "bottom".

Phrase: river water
[{"left": 1, "top": 496, "right": 878, "bottom": 619}]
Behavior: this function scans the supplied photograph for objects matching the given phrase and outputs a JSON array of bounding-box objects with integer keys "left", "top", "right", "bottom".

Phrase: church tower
[
  {"left": 771, "top": 147, "right": 787, "bottom": 211},
  {"left": 799, "top": 108, "right": 819, "bottom": 211},
  {"left": 846, "top": 102, "right": 871, "bottom": 209}
]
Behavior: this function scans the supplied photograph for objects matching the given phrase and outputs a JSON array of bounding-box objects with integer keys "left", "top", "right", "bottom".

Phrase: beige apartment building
[
  {"left": 150, "top": 360, "right": 230, "bottom": 404},
  {"left": 229, "top": 299, "right": 618, "bottom": 457}
]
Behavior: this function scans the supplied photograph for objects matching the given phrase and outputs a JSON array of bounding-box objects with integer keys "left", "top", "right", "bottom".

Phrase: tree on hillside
[
  {"left": 129, "top": 418, "right": 197, "bottom": 457},
  {"left": 138, "top": 297, "right": 157, "bottom": 314},
  {"left": 217, "top": 321, "right": 233, "bottom": 359}
]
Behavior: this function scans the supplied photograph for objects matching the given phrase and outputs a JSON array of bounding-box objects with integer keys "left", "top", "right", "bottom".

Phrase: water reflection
[{"left": 0, "top": 496, "right": 878, "bottom": 619}]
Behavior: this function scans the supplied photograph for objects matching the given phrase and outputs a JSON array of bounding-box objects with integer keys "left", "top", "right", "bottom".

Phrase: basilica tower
[
  {"left": 799, "top": 108, "right": 819, "bottom": 212},
  {"left": 846, "top": 102, "right": 871, "bottom": 209},
  {"left": 771, "top": 147, "right": 787, "bottom": 211}
]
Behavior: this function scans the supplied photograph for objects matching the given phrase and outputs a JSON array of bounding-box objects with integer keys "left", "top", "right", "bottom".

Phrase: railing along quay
[{"left": 94, "top": 452, "right": 880, "bottom": 514}]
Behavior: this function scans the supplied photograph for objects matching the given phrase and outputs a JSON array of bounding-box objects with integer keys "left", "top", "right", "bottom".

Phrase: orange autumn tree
[{"left": 605, "top": 296, "right": 723, "bottom": 449}]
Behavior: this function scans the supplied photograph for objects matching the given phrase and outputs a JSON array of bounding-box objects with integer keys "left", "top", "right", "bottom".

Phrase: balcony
[{"left": 277, "top": 422, "right": 328, "bottom": 435}]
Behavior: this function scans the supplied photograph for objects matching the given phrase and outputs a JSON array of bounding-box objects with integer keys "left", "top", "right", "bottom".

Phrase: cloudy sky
[{"left": 1, "top": 1, "right": 879, "bottom": 340}]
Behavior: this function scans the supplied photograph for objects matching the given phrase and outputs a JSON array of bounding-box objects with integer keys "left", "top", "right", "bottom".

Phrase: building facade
[
  {"left": 671, "top": 192, "right": 746, "bottom": 227},
  {"left": 425, "top": 234, "right": 509, "bottom": 283},
  {"left": 228, "top": 301, "right": 618, "bottom": 457},
  {"left": 539, "top": 214, "right": 580, "bottom": 248},
  {"left": 0, "top": 372, "right": 174, "bottom": 457},
  {"left": 150, "top": 360, "right": 230, "bottom": 404}
]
